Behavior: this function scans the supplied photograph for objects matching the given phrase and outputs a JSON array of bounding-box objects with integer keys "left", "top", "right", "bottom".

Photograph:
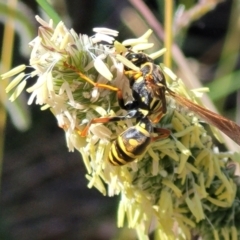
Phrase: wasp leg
[
  {"left": 124, "top": 70, "right": 143, "bottom": 80},
  {"left": 64, "top": 61, "right": 122, "bottom": 92},
  {"left": 151, "top": 127, "right": 170, "bottom": 142},
  {"left": 63, "top": 62, "right": 143, "bottom": 135},
  {"left": 64, "top": 62, "right": 137, "bottom": 111},
  {"left": 80, "top": 109, "right": 141, "bottom": 137},
  {"left": 64, "top": 61, "right": 141, "bottom": 118},
  {"left": 152, "top": 112, "right": 165, "bottom": 124}
]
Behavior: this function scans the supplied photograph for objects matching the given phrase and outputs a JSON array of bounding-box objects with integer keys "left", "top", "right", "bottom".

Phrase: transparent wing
[{"left": 167, "top": 88, "right": 240, "bottom": 146}]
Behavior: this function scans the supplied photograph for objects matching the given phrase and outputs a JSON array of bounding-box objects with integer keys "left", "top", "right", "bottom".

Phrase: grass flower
[{"left": 2, "top": 16, "right": 240, "bottom": 240}]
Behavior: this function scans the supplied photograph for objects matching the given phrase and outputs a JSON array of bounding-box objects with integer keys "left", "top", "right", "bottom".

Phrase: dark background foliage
[{"left": 0, "top": 0, "right": 237, "bottom": 239}]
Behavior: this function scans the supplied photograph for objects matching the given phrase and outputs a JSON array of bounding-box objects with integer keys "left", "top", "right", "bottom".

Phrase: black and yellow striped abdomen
[{"left": 108, "top": 118, "right": 152, "bottom": 166}]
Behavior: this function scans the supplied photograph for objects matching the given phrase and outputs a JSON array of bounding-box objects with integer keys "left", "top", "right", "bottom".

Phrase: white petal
[
  {"left": 30, "top": 70, "right": 38, "bottom": 77},
  {"left": 51, "top": 21, "right": 64, "bottom": 42},
  {"left": 40, "top": 104, "right": 50, "bottom": 110},
  {"left": 27, "top": 90, "right": 38, "bottom": 105},
  {"left": 160, "top": 64, "right": 178, "bottom": 81},
  {"left": 149, "top": 48, "right": 167, "bottom": 60},
  {"left": 90, "top": 105, "right": 107, "bottom": 116},
  {"left": 84, "top": 60, "right": 94, "bottom": 72},
  {"left": 5, "top": 73, "right": 25, "bottom": 93},
  {"left": 93, "top": 33, "right": 115, "bottom": 44},
  {"left": 114, "top": 41, "right": 127, "bottom": 54},
  {"left": 68, "top": 101, "right": 87, "bottom": 110},
  {"left": 90, "top": 124, "right": 112, "bottom": 139},
  {"left": 191, "top": 88, "right": 209, "bottom": 98},
  {"left": 60, "top": 33, "right": 70, "bottom": 50},
  {"left": 139, "top": 29, "right": 153, "bottom": 40},
  {"left": 121, "top": 38, "right": 147, "bottom": 46},
  {"left": 132, "top": 43, "right": 154, "bottom": 51},
  {"left": 62, "top": 82, "right": 74, "bottom": 102},
  {"left": 94, "top": 57, "right": 113, "bottom": 80},
  {"left": 35, "top": 80, "right": 48, "bottom": 105},
  {"left": 9, "top": 80, "right": 27, "bottom": 102},
  {"left": 35, "top": 15, "right": 53, "bottom": 28},
  {"left": 1, "top": 65, "right": 26, "bottom": 79},
  {"left": 91, "top": 88, "right": 99, "bottom": 99},
  {"left": 116, "top": 54, "right": 140, "bottom": 71},
  {"left": 93, "top": 27, "right": 119, "bottom": 36},
  {"left": 26, "top": 72, "right": 49, "bottom": 93},
  {"left": 70, "top": 132, "right": 87, "bottom": 150}
]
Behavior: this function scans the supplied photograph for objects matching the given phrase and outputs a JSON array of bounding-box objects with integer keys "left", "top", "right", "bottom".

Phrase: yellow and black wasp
[
  {"left": 65, "top": 51, "right": 240, "bottom": 166},
  {"left": 123, "top": 52, "right": 240, "bottom": 147}
]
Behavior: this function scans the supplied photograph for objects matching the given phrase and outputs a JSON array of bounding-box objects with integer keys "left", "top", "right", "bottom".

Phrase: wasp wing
[{"left": 166, "top": 88, "right": 240, "bottom": 146}]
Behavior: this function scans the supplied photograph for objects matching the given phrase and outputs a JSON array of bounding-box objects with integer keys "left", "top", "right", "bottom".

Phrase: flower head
[{"left": 2, "top": 16, "right": 240, "bottom": 240}]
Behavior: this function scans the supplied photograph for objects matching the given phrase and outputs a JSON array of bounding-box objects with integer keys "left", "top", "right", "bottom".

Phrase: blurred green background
[{"left": 0, "top": 0, "right": 240, "bottom": 239}]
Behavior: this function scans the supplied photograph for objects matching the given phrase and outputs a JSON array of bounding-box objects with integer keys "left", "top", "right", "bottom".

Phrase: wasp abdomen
[{"left": 108, "top": 119, "right": 152, "bottom": 166}]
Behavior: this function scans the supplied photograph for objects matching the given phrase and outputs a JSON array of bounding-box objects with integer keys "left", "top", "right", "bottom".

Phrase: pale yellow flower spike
[{"left": 2, "top": 16, "right": 240, "bottom": 240}]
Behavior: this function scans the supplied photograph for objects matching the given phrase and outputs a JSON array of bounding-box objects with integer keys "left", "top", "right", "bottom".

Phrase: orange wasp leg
[
  {"left": 64, "top": 62, "right": 121, "bottom": 93},
  {"left": 80, "top": 117, "right": 115, "bottom": 137},
  {"left": 151, "top": 127, "right": 171, "bottom": 142},
  {"left": 152, "top": 112, "right": 165, "bottom": 124},
  {"left": 64, "top": 62, "right": 132, "bottom": 137},
  {"left": 80, "top": 113, "right": 140, "bottom": 137}
]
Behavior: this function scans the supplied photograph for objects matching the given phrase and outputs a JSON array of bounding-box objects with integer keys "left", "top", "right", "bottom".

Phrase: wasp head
[{"left": 125, "top": 52, "right": 154, "bottom": 67}]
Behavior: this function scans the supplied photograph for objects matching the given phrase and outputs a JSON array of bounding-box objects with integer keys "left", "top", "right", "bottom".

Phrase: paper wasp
[
  {"left": 65, "top": 51, "right": 240, "bottom": 166},
  {"left": 124, "top": 52, "right": 240, "bottom": 145}
]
